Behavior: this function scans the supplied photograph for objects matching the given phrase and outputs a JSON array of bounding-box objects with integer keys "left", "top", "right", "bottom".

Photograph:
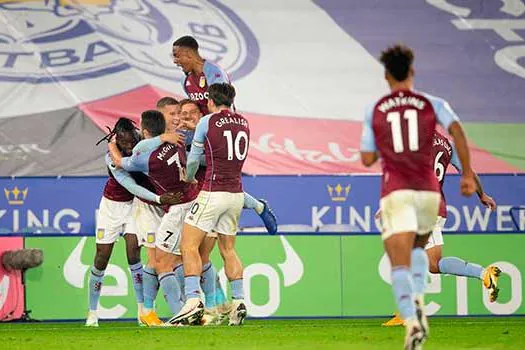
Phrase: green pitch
[{"left": 1, "top": 318, "right": 524, "bottom": 350}]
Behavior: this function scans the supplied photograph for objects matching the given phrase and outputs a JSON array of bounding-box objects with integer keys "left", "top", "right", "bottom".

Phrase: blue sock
[
  {"left": 231, "top": 279, "right": 244, "bottom": 300},
  {"left": 215, "top": 278, "right": 227, "bottom": 306},
  {"left": 411, "top": 248, "right": 428, "bottom": 296},
  {"left": 173, "top": 264, "right": 185, "bottom": 302},
  {"left": 243, "top": 192, "right": 263, "bottom": 214},
  {"left": 159, "top": 272, "right": 182, "bottom": 315},
  {"left": 438, "top": 257, "right": 484, "bottom": 279},
  {"left": 143, "top": 266, "right": 158, "bottom": 310},
  {"left": 184, "top": 275, "right": 201, "bottom": 299},
  {"left": 391, "top": 267, "right": 415, "bottom": 321},
  {"left": 129, "top": 262, "right": 144, "bottom": 304},
  {"left": 201, "top": 263, "right": 217, "bottom": 308},
  {"left": 88, "top": 266, "right": 105, "bottom": 311}
]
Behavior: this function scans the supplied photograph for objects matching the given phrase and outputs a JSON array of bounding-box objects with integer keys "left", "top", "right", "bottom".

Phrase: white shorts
[
  {"left": 156, "top": 201, "right": 194, "bottom": 255},
  {"left": 379, "top": 190, "right": 440, "bottom": 241},
  {"left": 185, "top": 191, "right": 244, "bottom": 236},
  {"left": 133, "top": 199, "right": 164, "bottom": 248},
  {"left": 425, "top": 216, "right": 446, "bottom": 250},
  {"left": 95, "top": 197, "right": 137, "bottom": 244}
]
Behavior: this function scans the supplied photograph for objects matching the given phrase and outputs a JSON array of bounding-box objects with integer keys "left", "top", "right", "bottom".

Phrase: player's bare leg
[
  {"left": 123, "top": 234, "right": 145, "bottom": 325},
  {"left": 86, "top": 243, "right": 114, "bottom": 327},
  {"left": 168, "top": 223, "right": 207, "bottom": 325},
  {"left": 217, "top": 233, "right": 246, "bottom": 326}
]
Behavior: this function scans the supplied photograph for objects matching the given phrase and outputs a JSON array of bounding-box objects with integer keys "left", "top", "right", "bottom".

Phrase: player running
[
  {"left": 383, "top": 131, "right": 500, "bottom": 327},
  {"left": 172, "top": 35, "right": 277, "bottom": 236},
  {"left": 360, "top": 44, "right": 476, "bottom": 349},
  {"left": 109, "top": 112, "right": 194, "bottom": 326},
  {"left": 86, "top": 118, "right": 180, "bottom": 327},
  {"left": 168, "top": 83, "right": 249, "bottom": 326}
]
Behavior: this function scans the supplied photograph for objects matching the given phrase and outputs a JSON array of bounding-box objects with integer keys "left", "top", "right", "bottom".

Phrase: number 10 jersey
[{"left": 192, "top": 109, "right": 250, "bottom": 193}]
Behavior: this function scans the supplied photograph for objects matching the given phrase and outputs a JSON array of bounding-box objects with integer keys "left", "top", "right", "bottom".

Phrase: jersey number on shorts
[
  {"left": 223, "top": 130, "right": 248, "bottom": 161},
  {"left": 387, "top": 109, "right": 419, "bottom": 153},
  {"left": 434, "top": 151, "right": 445, "bottom": 181}
]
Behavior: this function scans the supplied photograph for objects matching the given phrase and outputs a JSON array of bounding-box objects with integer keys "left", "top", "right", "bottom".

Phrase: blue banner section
[{"left": 0, "top": 174, "right": 524, "bottom": 235}]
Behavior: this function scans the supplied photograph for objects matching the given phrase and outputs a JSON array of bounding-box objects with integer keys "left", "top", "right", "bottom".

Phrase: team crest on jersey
[
  {"left": 0, "top": 0, "right": 258, "bottom": 84},
  {"left": 96, "top": 229, "right": 105, "bottom": 239},
  {"left": 199, "top": 76, "right": 207, "bottom": 88},
  {"left": 147, "top": 232, "right": 155, "bottom": 244}
]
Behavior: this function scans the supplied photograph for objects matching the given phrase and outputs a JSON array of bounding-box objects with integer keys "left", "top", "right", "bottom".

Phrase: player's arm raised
[
  {"left": 450, "top": 148, "right": 496, "bottom": 211},
  {"left": 107, "top": 154, "right": 181, "bottom": 205},
  {"left": 360, "top": 105, "right": 378, "bottom": 167},
  {"left": 184, "top": 115, "right": 210, "bottom": 182},
  {"left": 108, "top": 138, "right": 123, "bottom": 167},
  {"left": 132, "top": 133, "right": 185, "bottom": 154},
  {"left": 431, "top": 97, "right": 476, "bottom": 197}
]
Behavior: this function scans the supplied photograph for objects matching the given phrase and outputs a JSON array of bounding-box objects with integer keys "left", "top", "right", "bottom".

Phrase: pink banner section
[
  {"left": 81, "top": 85, "right": 519, "bottom": 175},
  {"left": 0, "top": 237, "right": 24, "bottom": 322}
]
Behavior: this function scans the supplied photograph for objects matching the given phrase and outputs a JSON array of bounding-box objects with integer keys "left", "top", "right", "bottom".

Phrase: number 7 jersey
[
  {"left": 193, "top": 109, "right": 250, "bottom": 193},
  {"left": 360, "top": 89, "right": 460, "bottom": 198}
]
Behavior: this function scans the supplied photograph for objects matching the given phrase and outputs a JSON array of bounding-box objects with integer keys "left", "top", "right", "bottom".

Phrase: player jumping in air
[
  {"left": 172, "top": 35, "right": 277, "bottom": 236},
  {"left": 169, "top": 83, "right": 249, "bottom": 326},
  {"left": 383, "top": 131, "right": 500, "bottom": 327},
  {"left": 360, "top": 44, "right": 476, "bottom": 349}
]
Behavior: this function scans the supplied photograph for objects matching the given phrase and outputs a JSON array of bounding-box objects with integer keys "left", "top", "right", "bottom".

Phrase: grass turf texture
[{"left": 1, "top": 318, "right": 524, "bottom": 349}]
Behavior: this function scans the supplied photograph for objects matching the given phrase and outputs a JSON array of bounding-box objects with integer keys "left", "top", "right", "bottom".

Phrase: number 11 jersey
[{"left": 360, "top": 89, "right": 460, "bottom": 198}]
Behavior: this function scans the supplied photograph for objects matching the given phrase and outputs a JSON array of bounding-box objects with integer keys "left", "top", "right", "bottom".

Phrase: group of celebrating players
[
  {"left": 86, "top": 35, "right": 277, "bottom": 328},
  {"left": 85, "top": 33, "right": 502, "bottom": 348}
]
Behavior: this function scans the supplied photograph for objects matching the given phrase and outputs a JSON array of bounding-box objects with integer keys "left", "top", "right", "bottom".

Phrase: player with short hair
[
  {"left": 157, "top": 96, "right": 180, "bottom": 133},
  {"left": 383, "top": 131, "right": 500, "bottom": 327},
  {"left": 176, "top": 98, "right": 229, "bottom": 324},
  {"left": 135, "top": 97, "right": 185, "bottom": 326},
  {"left": 109, "top": 111, "right": 193, "bottom": 326},
  {"left": 86, "top": 118, "right": 180, "bottom": 327},
  {"left": 169, "top": 83, "right": 249, "bottom": 326},
  {"left": 360, "top": 44, "right": 476, "bottom": 349},
  {"left": 172, "top": 35, "right": 277, "bottom": 235}
]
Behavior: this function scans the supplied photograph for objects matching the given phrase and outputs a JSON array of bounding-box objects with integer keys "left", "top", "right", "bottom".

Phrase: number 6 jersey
[
  {"left": 191, "top": 109, "right": 250, "bottom": 193},
  {"left": 360, "top": 89, "right": 460, "bottom": 198}
]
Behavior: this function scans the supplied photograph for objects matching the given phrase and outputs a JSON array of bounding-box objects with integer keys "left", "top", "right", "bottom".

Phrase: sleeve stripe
[{"left": 192, "top": 140, "right": 204, "bottom": 148}]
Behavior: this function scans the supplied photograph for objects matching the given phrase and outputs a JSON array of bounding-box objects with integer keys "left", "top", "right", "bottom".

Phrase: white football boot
[
  {"left": 228, "top": 299, "right": 247, "bottom": 326},
  {"left": 85, "top": 310, "right": 99, "bottom": 327}
]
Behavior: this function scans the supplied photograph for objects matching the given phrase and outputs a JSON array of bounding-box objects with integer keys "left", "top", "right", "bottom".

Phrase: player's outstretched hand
[
  {"left": 177, "top": 119, "right": 197, "bottom": 131},
  {"left": 480, "top": 193, "right": 497, "bottom": 211},
  {"left": 460, "top": 174, "right": 476, "bottom": 197},
  {"left": 160, "top": 132, "right": 185, "bottom": 146},
  {"left": 160, "top": 192, "right": 183, "bottom": 205}
]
